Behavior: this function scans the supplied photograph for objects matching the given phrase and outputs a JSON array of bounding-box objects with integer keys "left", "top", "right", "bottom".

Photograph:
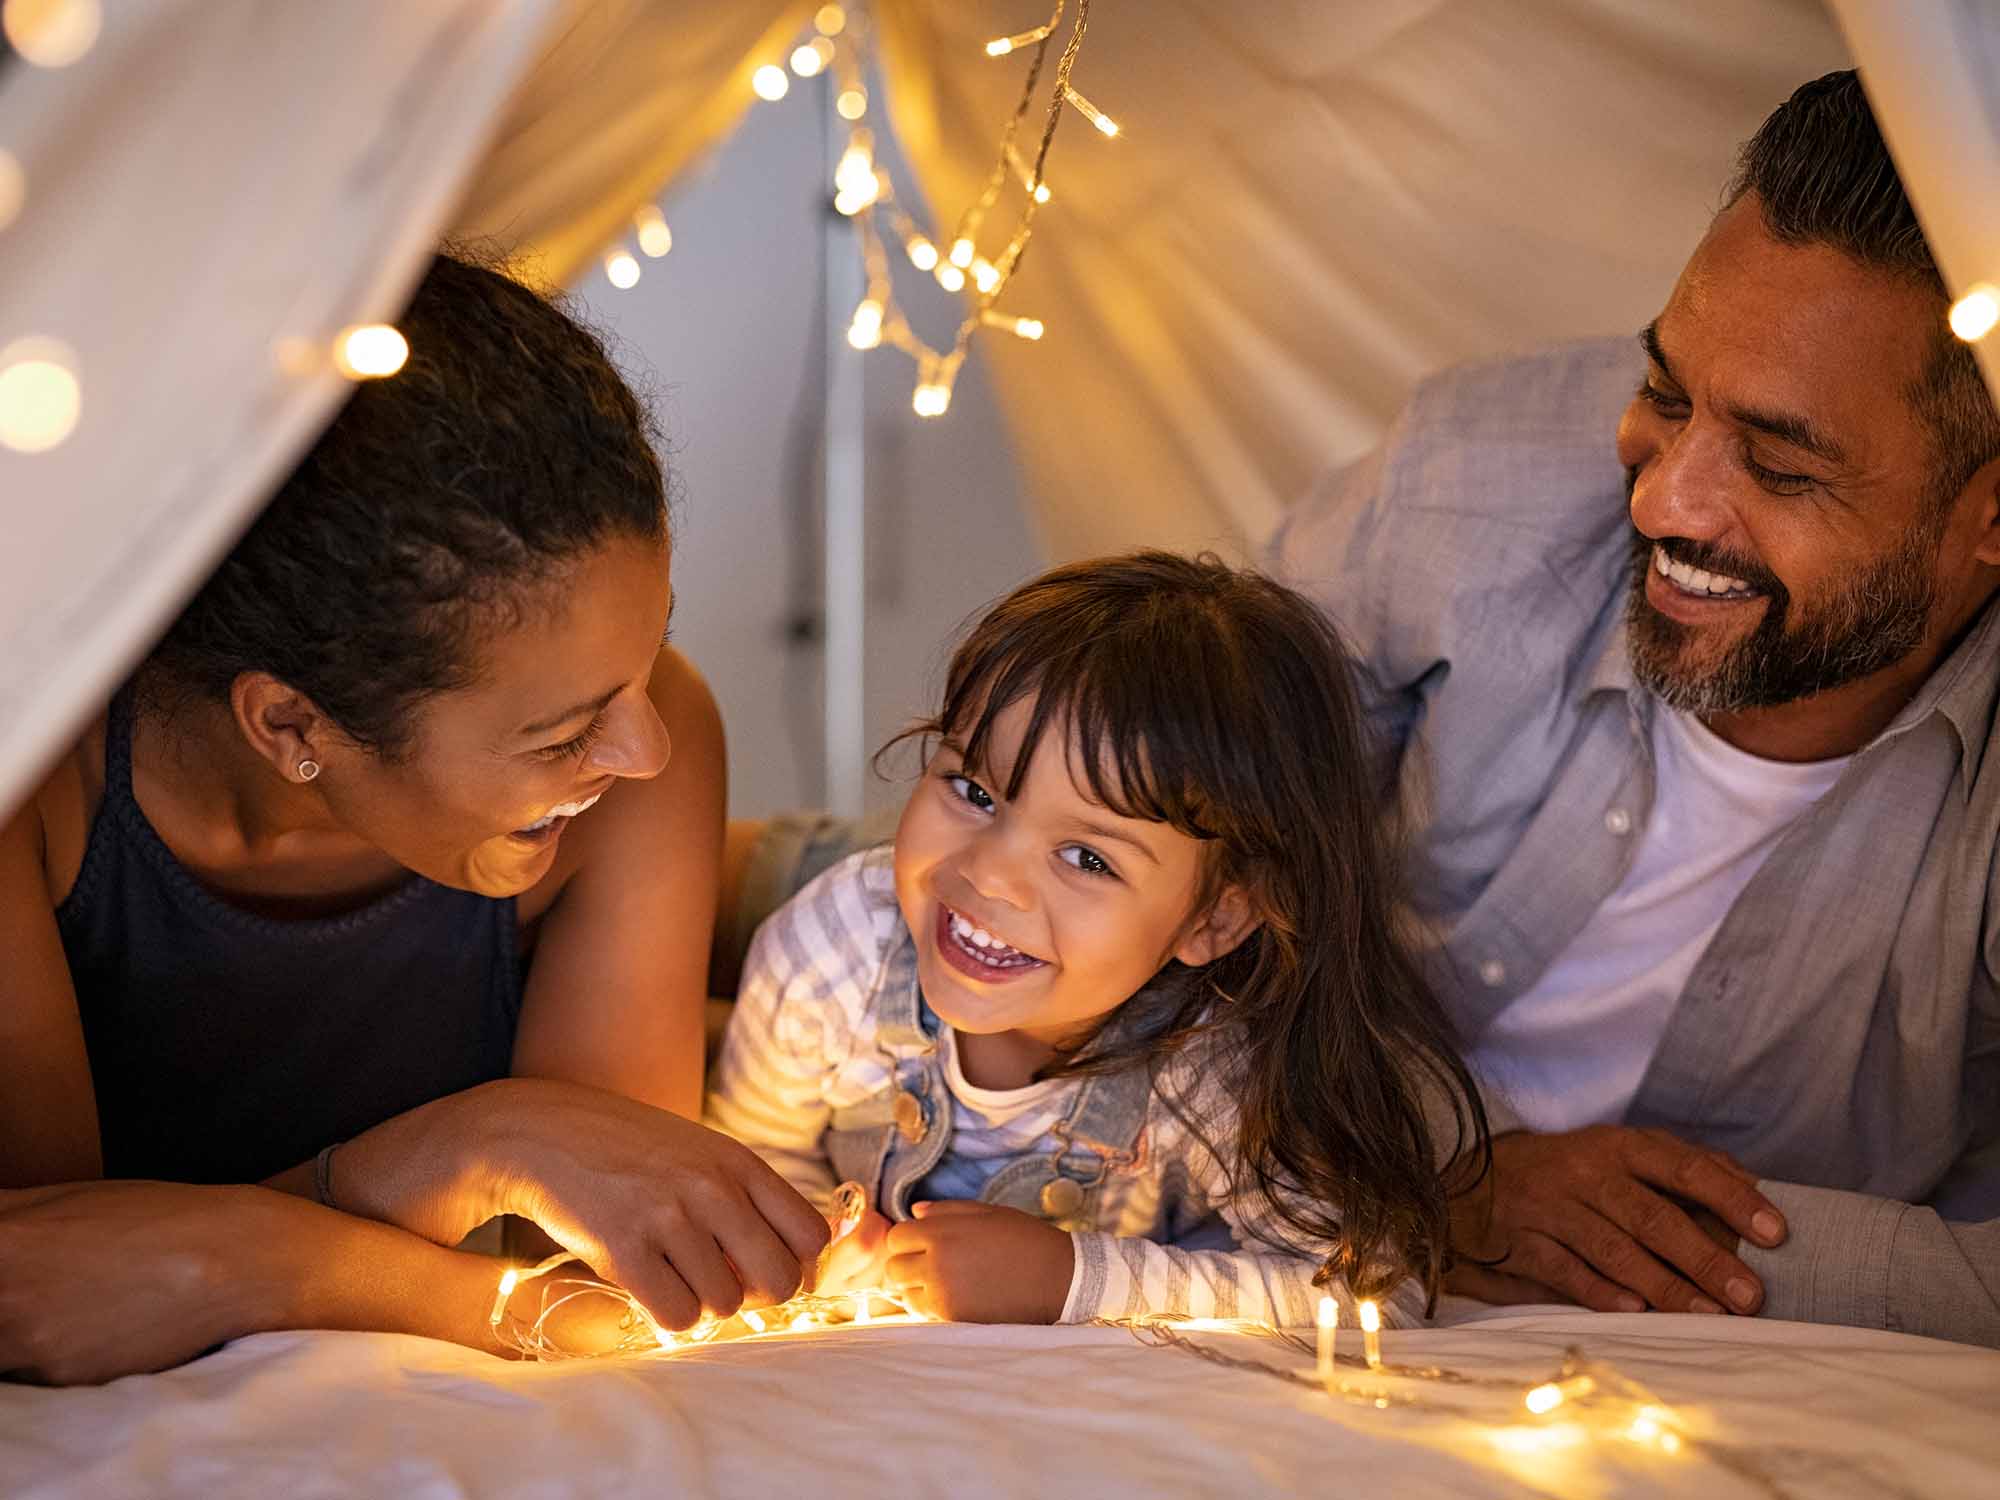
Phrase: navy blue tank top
[{"left": 55, "top": 693, "right": 524, "bottom": 1184}]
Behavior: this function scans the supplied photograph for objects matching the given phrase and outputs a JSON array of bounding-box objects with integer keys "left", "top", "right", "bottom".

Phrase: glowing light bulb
[
  {"left": 1357, "top": 1298, "right": 1382, "bottom": 1371},
  {"left": 0, "top": 338, "right": 79, "bottom": 454},
  {"left": 634, "top": 206, "right": 673, "bottom": 257},
  {"left": 654, "top": 1326, "right": 677, "bottom": 1348},
  {"left": 948, "top": 237, "right": 975, "bottom": 268},
  {"left": 906, "top": 235, "right": 940, "bottom": 271},
  {"left": 1013, "top": 317, "right": 1044, "bottom": 340},
  {"left": 752, "top": 64, "right": 791, "bottom": 102},
  {"left": 0, "top": 148, "right": 23, "bottom": 231},
  {"left": 741, "top": 1309, "right": 768, "bottom": 1333},
  {"left": 1524, "top": 1382, "right": 1564, "bottom": 1415},
  {"left": 847, "top": 298, "right": 884, "bottom": 349},
  {"left": 1064, "top": 85, "right": 1120, "bottom": 137},
  {"left": 814, "top": 3, "right": 846, "bottom": 36},
  {"left": 834, "top": 135, "right": 875, "bottom": 195},
  {"left": 1951, "top": 283, "right": 2000, "bottom": 342},
  {"left": 497, "top": 1269, "right": 520, "bottom": 1298},
  {"left": 835, "top": 87, "right": 867, "bottom": 120},
  {"left": 912, "top": 381, "right": 952, "bottom": 418},
  {"left": 3, "top": 0, "right": 101, "bottom": 68},
  {"left": 935, "top": 263, "right": 966, "bottom": 293},
  {"left": 853, "top": 1293, "right": 876, "bottom": 1322},
  {"left": 333, "top": 323, "right": 409, "bottom": 379},
  {"left": 971, "top": 258, "right": 1001, "bottom": 294},
  {"left": 1033, "top": 182, "right": 1052, "bottom": 205},
  {"left": 603, "top": 248, "right": 641, "bottom": 289},
  {"left": 985, "top": 25, "right": 1052, "bottom": 57},
  {"left": 791, "top": 43, "right": 826, "bottom": 77}
]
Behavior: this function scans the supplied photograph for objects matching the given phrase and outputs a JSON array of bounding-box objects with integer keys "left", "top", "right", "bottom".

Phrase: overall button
[
  {"left": 892, "top": 1090, "right": 928, "bottom": 1144},
  {"left": 1604, "top": 807, "right": 1633, "bottom": 836},
  {"left": 1040, "top": 1178, "right": 1086, "bottom": 1219},
  {"left": 1478, "top": 959, "right": 1507, "bottom": 988}
]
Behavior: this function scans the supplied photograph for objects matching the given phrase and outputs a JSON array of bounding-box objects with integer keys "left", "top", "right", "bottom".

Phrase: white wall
[{"left": 571, "top": 79, "right": 1044, "bottom": 819}]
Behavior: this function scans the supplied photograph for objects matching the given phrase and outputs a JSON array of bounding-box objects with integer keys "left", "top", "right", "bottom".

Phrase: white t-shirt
[{"left": 1469, "top": 708, "right": 1849, "bottom": 1133}]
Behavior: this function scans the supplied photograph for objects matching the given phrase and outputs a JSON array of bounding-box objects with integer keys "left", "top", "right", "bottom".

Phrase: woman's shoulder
[{"left": 6, "top": 716, "right": 108, "bottom": 908}]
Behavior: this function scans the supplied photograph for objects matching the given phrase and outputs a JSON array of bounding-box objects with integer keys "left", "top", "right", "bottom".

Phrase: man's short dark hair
[{"left": 1726, "top": 69, "right": 2000, "bottom": 511}]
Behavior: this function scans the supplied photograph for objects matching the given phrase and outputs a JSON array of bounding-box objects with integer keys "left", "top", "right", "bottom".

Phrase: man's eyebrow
[
  {"left": 517, "top": 685, "right": 619, "bottom": 739},
  {"left": 1641, "top": 321, "right": 1848, "bottom": 467},
  {"left": 1639, "top": 322, "right": 1677, "bottom": 384}
]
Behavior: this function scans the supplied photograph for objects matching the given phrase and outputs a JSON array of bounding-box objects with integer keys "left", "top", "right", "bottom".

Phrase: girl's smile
[{"left": 934, "top": 900, "right": 1049, "bottom": 981}]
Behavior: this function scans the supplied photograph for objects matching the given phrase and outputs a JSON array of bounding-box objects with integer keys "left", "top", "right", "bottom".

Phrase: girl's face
[
  {"left": 892, "top": 695, "right": 1248, "bottom": 1051},
  {"left": 310, "top": 534, "right": 676, "bottom": 897}
]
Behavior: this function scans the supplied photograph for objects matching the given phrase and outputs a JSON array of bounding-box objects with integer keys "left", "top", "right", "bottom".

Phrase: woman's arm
[
  {"left": 0, "top": 1179, "right": 528, "bottom": 1386},
  {"left": 512, "top": 647, "right": 725, "bottom": 1119},
  {"left": 0, "top": 782, "right": 103, "bottom": 1186}
]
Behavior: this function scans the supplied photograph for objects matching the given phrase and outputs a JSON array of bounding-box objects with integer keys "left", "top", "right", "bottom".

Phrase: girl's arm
[{"left": 510, "top": 646, "right": 727, "bottom": 1119}]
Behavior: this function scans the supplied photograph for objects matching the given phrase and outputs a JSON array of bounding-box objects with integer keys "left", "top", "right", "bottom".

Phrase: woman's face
[{"left": 314, "top": 534, "right": 676, "bottom": 897}]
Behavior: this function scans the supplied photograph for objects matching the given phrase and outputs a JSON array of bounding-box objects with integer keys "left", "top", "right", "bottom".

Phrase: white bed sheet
[{"left": 2, "top": 1309, "right": 1995, "bottom": 1498}]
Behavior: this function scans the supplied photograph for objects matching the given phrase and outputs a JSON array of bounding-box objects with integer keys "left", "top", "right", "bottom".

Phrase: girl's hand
[
  {"left": 884, "top": 1201, "right": 1074, "bottom": 1323},
  {"left": 341, "top": 1078, "right": 829, "bottom": 1333},
  {"left": 815, "top": 1208, "right": 891, "bottom": 1296}
]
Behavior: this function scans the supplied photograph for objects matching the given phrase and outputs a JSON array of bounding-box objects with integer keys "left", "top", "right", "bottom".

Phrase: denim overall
[{"left": 824, "top": 931, "right": 1166, "bottom": 1229}]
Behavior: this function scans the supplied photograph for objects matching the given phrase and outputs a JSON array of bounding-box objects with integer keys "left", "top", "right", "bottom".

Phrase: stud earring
[{"left": 297, "top": 759, "right": 321, "bottom": 783}]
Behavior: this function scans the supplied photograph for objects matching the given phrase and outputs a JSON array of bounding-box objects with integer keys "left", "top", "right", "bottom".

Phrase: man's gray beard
[{"left": 1624, "top": 529, "right": 1942, "bottom": 716}]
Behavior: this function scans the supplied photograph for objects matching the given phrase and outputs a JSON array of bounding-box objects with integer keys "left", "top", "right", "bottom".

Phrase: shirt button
[
  {"left": 1604, "top": 807, "right": 1633, "bottom": 836},
  {"left": 1040, "top": 1178, "right": 1086, "bottom": 1220},
  {"left": 1478, "top": 959, "right": 1507, "bottom": 988}
]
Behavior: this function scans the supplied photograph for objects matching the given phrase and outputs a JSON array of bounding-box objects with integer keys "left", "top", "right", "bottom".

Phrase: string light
[
  {"left": 934, "top": 263, "right": 967, "bottom": 293},
  {"left": 847, "top": 297, "right": 885, "bottom": 349},
  {"left": 0, "top": 336, "right": 80, "bottom": 454},
  {"left": 1063, "top": 84, "right": 1120, "bottom": 137},
  {"left": 752, "top": 64, "right": 791, "bottom": 102},
  {"left": 634, "top": 205, "right": 673, "bottom": 258},
  {"left": 332, "top": 324, "right": 409, "bottom": 379},
  {"left": 1314, "top": 1297, "right": 1338, "bottom": 1392},
  {"left": 814, "top": 3, "right": 846, "bottom": 36},
  {"left": 1950, "top": 283, "right": 2000, "bottom": 343},
  {"left": 0, "top": 148, "right": 24, "bottom": 232},
  {"left": 985, "top": 25, "right": 1055, "bottom": 57},
  {"left": 905, "top": 234, "right": 940, "bottom": 271},
  {"left": 603, "top": 248, "right": 641, "bottom": 289},
  {"left": 2, "top": 0, "right": 101, "bottom": 69},
  {"left": 981, "top": 310, "right": 1044, "bottom": 340},
  {"left": 1358, "top": 1297, "right": 1384, "bottom": 1371},
  {"left": 791, "top": 42, "right": 827, "bottom": 77},
  {"left": 970, "top": 258, "right": 1001, "bottom": 295},
  {"left": 948, "top": 237, "right": 976, "bottom": 269},
  {"left": 835, "top": 87, "right": 868, "bottom": 120}
]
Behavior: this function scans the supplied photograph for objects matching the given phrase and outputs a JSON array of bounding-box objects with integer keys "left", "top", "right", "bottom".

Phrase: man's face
[{"left": 1616, "top": 195, "right": 1977, "bottom": 718}]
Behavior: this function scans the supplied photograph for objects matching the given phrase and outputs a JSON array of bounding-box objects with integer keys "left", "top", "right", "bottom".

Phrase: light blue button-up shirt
[{"left": 1267, "top": 337, "right": 2000, "bottom": 1345}]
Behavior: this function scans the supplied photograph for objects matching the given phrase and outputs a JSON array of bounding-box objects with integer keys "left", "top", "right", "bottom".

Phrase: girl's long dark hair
[{"left": 903, "top": 551, "right": 1489, "bottom": 1307}]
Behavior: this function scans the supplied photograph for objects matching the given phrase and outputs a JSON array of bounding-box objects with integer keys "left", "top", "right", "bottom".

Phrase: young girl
[{"left": 707, "top": 551, "right": 1488, "bottom": 1328}]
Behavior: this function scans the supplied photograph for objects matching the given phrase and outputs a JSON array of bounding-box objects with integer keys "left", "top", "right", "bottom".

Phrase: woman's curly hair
[{"left": 142, "top": 253, "right": 668, "bottom": 757}]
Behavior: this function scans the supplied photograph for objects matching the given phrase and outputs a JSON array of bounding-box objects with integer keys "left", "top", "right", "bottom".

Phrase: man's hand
[
  {"left": 1448, "top": 1126, "right": 1785, "bottom": 1314},
  {"left": 884, "top": 1201, "right": 1074, "bottom": 1323}
]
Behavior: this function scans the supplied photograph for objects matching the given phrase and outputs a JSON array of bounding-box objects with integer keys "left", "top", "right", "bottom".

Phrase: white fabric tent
[{"left": 12, "top": 0, "right": 1998, "bottom": 822}]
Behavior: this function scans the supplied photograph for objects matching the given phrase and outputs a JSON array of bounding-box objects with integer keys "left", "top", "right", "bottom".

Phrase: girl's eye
[
  {"left": 1058, "top": 845, "right": 1115, "bottom": 878},
  {"left": 1635, "top": 381, "right": 1688, "bottom": 416},
  {"left": 536, "top": 716, "right": 605, "bottom": 762},
  {"left": 1743, "top": 451, "right": 1814, "bottom": 495},
  {"left": 946, "top": 773, "right": 995, "bottom": 813}
]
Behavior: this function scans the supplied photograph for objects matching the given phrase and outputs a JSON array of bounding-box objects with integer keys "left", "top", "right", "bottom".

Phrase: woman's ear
[
  {"left": 1173, "top": 884, "right": 1260, "bottom": 969},
  {"left": 229, "top": 671, "right": 332, "bottom": 783}
]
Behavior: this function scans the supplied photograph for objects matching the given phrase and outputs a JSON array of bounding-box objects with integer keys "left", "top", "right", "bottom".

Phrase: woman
[{"left": 0, "top": 255, "right": 825, "bottom": 1384}]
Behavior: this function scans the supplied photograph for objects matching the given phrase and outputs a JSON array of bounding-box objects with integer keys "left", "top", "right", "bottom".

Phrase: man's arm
[{"left": 1739, "top": 1188, "right": 2000, "bottom": 1347}]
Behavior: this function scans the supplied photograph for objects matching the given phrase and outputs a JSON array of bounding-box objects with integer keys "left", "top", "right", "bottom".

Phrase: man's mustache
[{"left": 1624, "top": 467, "right": 1785, "bottom": 600}]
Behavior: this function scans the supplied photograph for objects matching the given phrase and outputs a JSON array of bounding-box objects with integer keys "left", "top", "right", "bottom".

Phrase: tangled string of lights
[{"left": 599, "top": 1, "right": 1113, "bottom": 420}]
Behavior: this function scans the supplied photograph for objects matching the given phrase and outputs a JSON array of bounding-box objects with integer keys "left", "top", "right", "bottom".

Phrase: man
[{"left": 1268, "top": 70, "right": 2000, "bottom": 1344}]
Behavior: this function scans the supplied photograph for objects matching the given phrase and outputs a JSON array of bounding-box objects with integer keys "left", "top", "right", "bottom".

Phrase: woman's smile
[{"left": 508, "top": 786, "right": 611, "bottom": 846}]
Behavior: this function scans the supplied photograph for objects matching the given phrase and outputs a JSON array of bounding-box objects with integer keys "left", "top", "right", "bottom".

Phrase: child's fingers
[
  {"left": 885, "top": 1218, "right": 935, "bottom": 1254},
  {"left": 910, "top": 1199, "right": 993, "bottom": 1219},
  {"left": 884, "top": 1249, "right": 928, "bottom": 1289}
]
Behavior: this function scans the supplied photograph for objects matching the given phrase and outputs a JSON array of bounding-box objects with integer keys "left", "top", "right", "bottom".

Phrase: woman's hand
[
  {"left": 884, "top": 1201, "right": 1074, "bottom": 1323},
  {"left": 0, "top": 1181, "right": 297, "bottom": 1385},
  {"left": 365, "top": 1078, "right": 828, "bottom": 1332}
]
